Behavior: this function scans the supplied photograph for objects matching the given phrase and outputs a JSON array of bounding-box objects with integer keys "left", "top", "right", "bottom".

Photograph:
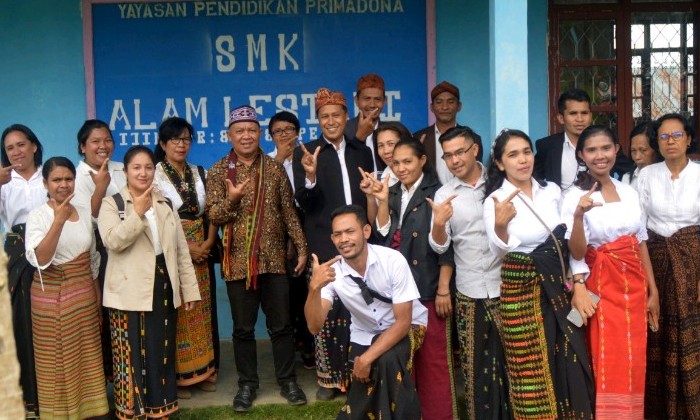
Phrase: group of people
[{"left": 2, "top": 73, "right": 698, "bottom": 420}]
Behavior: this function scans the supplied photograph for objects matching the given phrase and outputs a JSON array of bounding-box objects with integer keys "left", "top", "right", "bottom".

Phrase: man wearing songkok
[
  {"left": 428, "top": 126, "right": 512, "bottom": 419},
  {"left": 292, "top": 88, "right": 374, "bottom": 401},
  {"left": 205, "top": 105, "right": 308, "bottom": 412},
  {"left": 413, "top": 81, "right": 463, "bottom": 184},
  {"left": 344, "top": 73, "right": 387, "bottom": 171},
  {"left": 305, "top": 204, "right": 427, "bottom": 419}
]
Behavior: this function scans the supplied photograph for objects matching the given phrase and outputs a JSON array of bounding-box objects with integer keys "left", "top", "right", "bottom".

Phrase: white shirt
[
  {"left": 74, "top": 160, "right": 127, "bottom": 225},
  {"left": 429, "top": 166, "right": 502, "bottom": 298},
  {"left": 484, "top": 178, "right": 563, "bottom": 256},
  {"left": 25, "top": 203, "right": 99, "bottom": 279},
  {"left": 637, "top": 161, "right": 700, "bottom": 238},
  {"left": 561, "top": 179, "right": 647, "bottom": 276},
  {"left": 381, "top": 166, "right": 399, "bottom": 187},
  {"left": 376, "top": 174, "right": 424, "bottom": 235},
  {"left": 305, "top": 137, "right": 352, "bottom": 205},
  {"left": 0, "top": 167, "right": 47, "bottom": 233},
  {"left": 620, "top": 167, "right": 640, "bottom": 190},
  {"left": 268, "top": 148, "right": 295, "bottom": 193},
  {"left": 433, "top": 125, "right": 455, "bottom": 185},
  {"left": 560, "top": 132, "right": 580, "bottom": 193},
  {"left": 144, "top": 208, "right": 163, "bottom": 255},
  {"left": 153, "top": 162, "right": 206, "bottom": 217},
  {"left": 321, "top": 244, "right": 428, "bottom": 346}
]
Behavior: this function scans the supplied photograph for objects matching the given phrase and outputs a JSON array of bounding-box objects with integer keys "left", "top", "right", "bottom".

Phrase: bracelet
[
  {"left": 436, "top": 291, "right": 450, "bottom": 297},
  {"left": 573, "top": 277, "right": 586, "bottom": 285}
]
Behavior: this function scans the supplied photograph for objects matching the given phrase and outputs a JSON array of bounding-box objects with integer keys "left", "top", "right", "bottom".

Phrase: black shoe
[
  {"left": 280, "top": 381, "right": 307, "bottom": 406},
  {"left": 315, "top": 386, "right": 339, "bottom": 401},
  {"left": 233, "top": 385, "right": 257, "bottom": 412},
  {"left": 301, "top": 353, "right": 316, "bottom": 370}
]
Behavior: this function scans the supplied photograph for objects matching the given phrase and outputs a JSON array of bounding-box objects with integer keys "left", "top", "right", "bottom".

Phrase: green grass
[{"left": 171, "top": 401, "right": 344, "bottom": 419}]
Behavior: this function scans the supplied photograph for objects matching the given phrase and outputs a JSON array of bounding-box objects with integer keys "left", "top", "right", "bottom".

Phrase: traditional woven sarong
[
  {"left": 315, "top": 297, "right": 351, "bottom": 390},
  {"left": 30, "top": 251, "right": 108, "bottom": 420},
  {"left": 110, "top": 255, "right": 178, "bottom": 420},
  {"left": 500, "top": 225, "right": 594, "bottom": 419},
  {"left": 413, "top": 300, "right": 457, "bottom": 420},
  {"left": 338, "top": 330, "right": 424, "bottom": 420},
  {"left": 175, "top": 217, "right": 216, "bottom": 386},
  {"left": 5, "top": 224, "right": 40, "bottom": 418},
  {"left": 584, "top": 235, "right": 647, "bottom": 419},
  {"left": 455, "top": 292, "right": 511, "bottom": 420},
  {"left": 645, "top": 226, "right": 700, "bottom": 420}
]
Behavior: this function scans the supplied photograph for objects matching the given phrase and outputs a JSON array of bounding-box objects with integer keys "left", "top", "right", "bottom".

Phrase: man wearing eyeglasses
[
  {"left": 205, "top": 105, "right": 309, "bottom": 412},
  {"left": 413, "top": 81, "right": 463, "bottom": 185},
  {"left": 534, "top": 88, "right": 633, "bottom": 192},
  {"left": 428, "top": 126, "right": 512, "bottom": 419}
]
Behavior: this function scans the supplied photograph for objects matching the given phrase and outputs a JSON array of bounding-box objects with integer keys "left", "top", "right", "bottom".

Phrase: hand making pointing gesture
[
  {"left": 225, "top": 177, "right": 251, "bottom": 205},
  {"left": 299, "top": 140, "right": 321, "bottom": 183},
  {"left": 492, "top": 188, "right": 520, "bottom": 228},
  {"left": 309, "top": 254, "right": 342, "bottom": 291},
  {"left": 426, "top": 194, "right": 457, "bottom": 227},
  {"left": 574, "top": 182, "right": 602, "bottom": 217}
]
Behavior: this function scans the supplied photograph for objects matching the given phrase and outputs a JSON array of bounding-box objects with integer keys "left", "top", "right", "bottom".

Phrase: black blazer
[
  {"left": 292, "top": 137, "right": 374, "bottom": 262},
  {"left": 378, "top": 172, "right": 454, "bottom": 300},
  {"left": 344, "top": 116, "right": 386, "bottom": 171},
  {"left": 412, "top": 125, "right": 438, "bottom": 170},
  {"left": 534, "top": 132, "right": 635, "bottom": 186}
]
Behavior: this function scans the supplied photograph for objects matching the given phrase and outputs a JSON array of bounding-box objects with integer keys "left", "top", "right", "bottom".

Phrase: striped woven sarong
[
  {"left": 175, "top": 217, "right": 216, "bottom": 386},
  {"left": 500, "top": 225, "right": 594, "bottom": 419},
  {"left": 31, "top": 251, "right": 108, "bottom": 419},
  {"left": 645, "top": 225, "right": 700, "bottom": 420}
]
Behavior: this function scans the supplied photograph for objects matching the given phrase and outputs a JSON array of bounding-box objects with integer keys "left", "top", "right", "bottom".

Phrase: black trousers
[{"left": 226, "top": 273, "right": 297, "bottom": 388}]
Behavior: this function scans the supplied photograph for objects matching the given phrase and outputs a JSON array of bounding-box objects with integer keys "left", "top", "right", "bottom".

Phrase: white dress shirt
[
  {"left": 561, "top": 179, "right": 647, "bottom": 276},
  {"left": 637, "top": 161, "right": 700, "bottom": 238},
  {"left": 25, "top": 203, "right": 100, "bottom": 279},
  {"left": 321, "top": 244, "right": 428, "bottom": 346},
  {"left": 143, "top": 208, "right": 163, "bottom": 255},
  {"left": 0, "top": 167, "right": 47, "bottom": 233},
  {"left": 381, "top": 166, "right": 399, "bottom": 187},
  {"left": 433, "top": 125, "right": 455, "bottom": 185},
  {"left": 483, "top": 178, "right": 563, "bottom": 256},
  {"left": 74, "top": 160, "right": 127, "bottom": 225},
  {"left": 268, "top": 148, "right": 295, "bottom": 193},
  {"left": 560, "top": 132, "right": 580, "bottom": 193},
  {"left": 305, "top": 137, "right": 352, "bottom": 205},
  {"left": 429, "top": 165, "right": 502, "bottom": 298},
  {"left": 620, "top": 167, "right": 640, "bottom": 191},
  {"left": 376, "top": 174, "right": 424, "bottom": 235},
  {"left": 153, "top": 162, "right": 206, "bottom": 216}
]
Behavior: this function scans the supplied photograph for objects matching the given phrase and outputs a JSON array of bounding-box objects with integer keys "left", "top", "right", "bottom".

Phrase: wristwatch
[{"left": 573, "top": 277, "right": 586, "bottom": 285}]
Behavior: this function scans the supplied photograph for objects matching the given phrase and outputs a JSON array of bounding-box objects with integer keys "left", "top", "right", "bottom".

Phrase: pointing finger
[
  {"left": 503, "top": 189, "right": 521, "bottom": 203},
  {"left": 324, "top": 255, "right": 342, "bottom": 266},
  {"left": 311, "top": 253, "right": 320, "bottom": 267},
  {"left": 443, "top": 194, "right": 458, "bottom": 204},
  {"left": 100, "top": 158, "right": 110, "bottom": 172},
  {"left": 299, "top": 140, "right": 311, "bottom": 156},
  {"left": 142, "top": 185, "right": 154, "bottom": 197},
  {"left": 586, "top": 182, "right": 598, "bottom": 196},
  {"left": 313, "top": 146, "right": 321, "bottom": 159},
  {"left": 425, "top": 197, "right": 436, "bottom": 209},
  {"left": 225, "top": 178, "right": 236, "bottom": 189}
]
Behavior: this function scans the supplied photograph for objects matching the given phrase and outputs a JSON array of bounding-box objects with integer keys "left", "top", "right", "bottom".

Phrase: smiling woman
[{"left": 0, "top": 124, "right": 46, "bottom": 418}]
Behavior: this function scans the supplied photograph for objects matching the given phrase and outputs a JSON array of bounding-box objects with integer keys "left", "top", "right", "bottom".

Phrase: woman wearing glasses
[
  {"left": 154, "top": 117, "right": 219, "bottom": 399},
  {"left": 638, "top": 113, "right": 700, "bottom": 420}
]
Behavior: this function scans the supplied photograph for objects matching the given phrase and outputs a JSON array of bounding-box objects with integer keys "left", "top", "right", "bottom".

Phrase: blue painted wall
[{"left": 0, "top": 0, "right": 551, "bottom": 338}]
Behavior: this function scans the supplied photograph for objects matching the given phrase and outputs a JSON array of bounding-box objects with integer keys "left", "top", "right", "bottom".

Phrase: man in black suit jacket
[
  {"left": 344, "top": 73, "right": 386, "bottom": 171},
  {"left": 293, "top": 88, "right": 374, "bottom": 401},
  {"left": 534, "top": 88, "right": 633, "bottom": 190},
  {"left": 413, "top": 81, "right": 463, "bottom": 185}
]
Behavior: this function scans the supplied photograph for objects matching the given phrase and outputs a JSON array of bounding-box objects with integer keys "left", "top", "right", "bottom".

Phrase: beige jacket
[{"left": 98, "top": 187, "right": 200, "bottom": 311}]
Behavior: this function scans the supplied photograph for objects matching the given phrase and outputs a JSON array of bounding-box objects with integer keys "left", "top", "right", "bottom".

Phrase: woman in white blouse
[
  {"left": 638, "top": 113, "right": 700, "bottom": 420},
  {"left": 0, "top": 124, "right": 46, "bottom": 418},
  {"left": 561, "top": 125, "right": 659, "bottom": 419},
  {"left": 373, "top": 122, "right": 411, "bottom": 186},
  {"left": 483, "top": 129, "right": 594, "bottom": 419},
  {"left": 25, "top": 157, "right": 108, "bottom": 419},
  {"left": 620, "top": 122, "right": 660, "bottom": 189},
  {"left": 154, "top": 117, "right": 218, "bottom": 399}
]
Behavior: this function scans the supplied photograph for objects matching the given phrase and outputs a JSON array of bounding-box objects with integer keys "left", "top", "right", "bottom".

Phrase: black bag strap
[
  {"left": 348, "top": 275, "right": 393, "bottom": 305},
  {"left": 111, "top": 192, "right": 172, "bottom": 221}
]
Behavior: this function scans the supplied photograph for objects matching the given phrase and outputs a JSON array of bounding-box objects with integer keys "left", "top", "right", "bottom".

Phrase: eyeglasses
[
  {"left": 442, "top": 143, "right": 475, "bottom": 161},
  {"left": 658, "top": 131, "right": 685, "bottom": 142},
  {"left": 271, "top": 126, "right": 297, "bottom": 137},
  {"left": 170, "top": 137, "right": 192, "bottom": 145}
]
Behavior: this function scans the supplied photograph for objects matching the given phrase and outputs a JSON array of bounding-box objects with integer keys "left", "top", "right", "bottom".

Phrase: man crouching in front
[{"left": 305, "top": 204, "right": 427, "bottom": 419}]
